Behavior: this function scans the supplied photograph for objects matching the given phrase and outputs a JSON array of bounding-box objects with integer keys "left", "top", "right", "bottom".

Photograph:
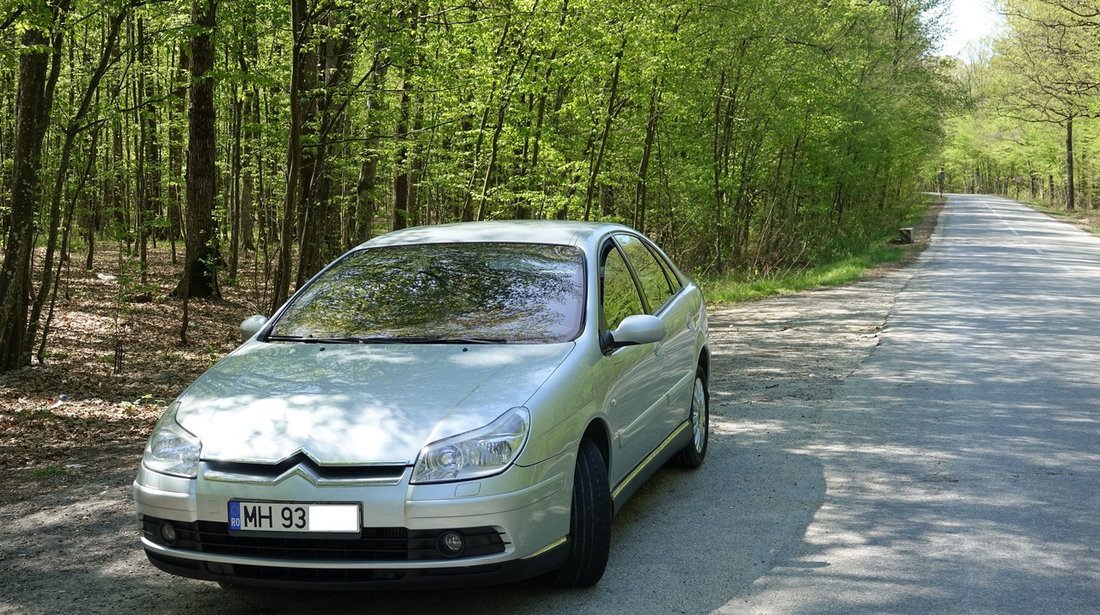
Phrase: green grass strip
[{"left": 701, "top": 244, "right": 908, "bottom": 305}]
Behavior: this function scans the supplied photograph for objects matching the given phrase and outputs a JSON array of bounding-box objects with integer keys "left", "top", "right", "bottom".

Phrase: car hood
[{"left": 174, "top": 341, "right": 575, "bottom": 465}]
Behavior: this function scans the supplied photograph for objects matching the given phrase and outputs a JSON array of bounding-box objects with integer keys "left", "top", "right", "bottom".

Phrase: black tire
[
  {"left": 670, "top": 366, "right": 709, "bottom": 468},
  {"left": 553, "top": 438, "right": 612, "bottom": 588}
]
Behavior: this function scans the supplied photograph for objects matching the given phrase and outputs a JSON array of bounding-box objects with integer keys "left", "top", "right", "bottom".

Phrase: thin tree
[
  {"left": 0, "top": 0, "right": 72, "bottom": 372},
  {"left": 270, "top": 0, "right": 308, "bottom": 314},
  {"left": 174, "top": 0, "right": 221, "bottom": 302}
]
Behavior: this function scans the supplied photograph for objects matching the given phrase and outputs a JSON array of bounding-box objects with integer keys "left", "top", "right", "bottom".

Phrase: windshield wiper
[
  {"left": 417, "top": 337, "right": 505, "bottom": 344},
  {"left": 265, "top": 335, "right": 365, "bottom": 344},
  {"left": 265, "top": 334, "right": 505, "bottom": 345},
  {"left": 351, "top": 336, "right": 506, "bottom": 344}
]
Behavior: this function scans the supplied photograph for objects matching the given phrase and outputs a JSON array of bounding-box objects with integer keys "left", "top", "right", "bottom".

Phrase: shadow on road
[
  {"left": 724, "top": 195, "right": 1100, "bottom": 612},
  {"left": 0, "top": 432, "right": 825, "bottom": 614}
]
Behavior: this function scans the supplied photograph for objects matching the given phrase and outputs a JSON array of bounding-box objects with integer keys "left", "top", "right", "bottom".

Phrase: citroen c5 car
[{"left": 134, "top": 220, "right": 709, "bottom": 589}]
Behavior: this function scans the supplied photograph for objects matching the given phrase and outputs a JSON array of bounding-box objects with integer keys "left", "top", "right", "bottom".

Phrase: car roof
[{"left": 356, "top": 220, "right": 635, "bottom": 250}]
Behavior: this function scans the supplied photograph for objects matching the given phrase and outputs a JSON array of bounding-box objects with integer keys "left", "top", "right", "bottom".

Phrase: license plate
[{"left": 228, "top": 501, "right": 360, "bottom": 534}]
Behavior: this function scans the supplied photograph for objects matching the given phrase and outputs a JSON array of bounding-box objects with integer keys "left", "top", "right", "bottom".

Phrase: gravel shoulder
[{"left": 0, "top": 209, "right": 938, "bottom": 614}]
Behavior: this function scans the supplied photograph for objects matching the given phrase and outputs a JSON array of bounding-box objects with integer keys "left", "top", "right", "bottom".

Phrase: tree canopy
[
  {"left": 0, "top": 0, "right": 954, "bottom": 371},
  {"left": 939, "top": 0, "right": 1099, "bottom": 208}
]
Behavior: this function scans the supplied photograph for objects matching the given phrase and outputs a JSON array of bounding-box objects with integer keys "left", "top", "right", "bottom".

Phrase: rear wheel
[
  {"left": 553, "top": 438, "right": 612, "bottom": 588},
  {"left": 671, "top": 367, "right": 708, "bottom": 468}
]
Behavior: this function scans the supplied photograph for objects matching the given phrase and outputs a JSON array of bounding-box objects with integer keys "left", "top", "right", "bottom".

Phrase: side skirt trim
[{"left": 609, "top": 421, "right": 692, "bottom": 513}]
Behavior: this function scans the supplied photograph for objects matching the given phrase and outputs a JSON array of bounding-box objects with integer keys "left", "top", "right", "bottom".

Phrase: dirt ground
[{"left": 0, "top": 207, "right": 939, "bottom": 614}]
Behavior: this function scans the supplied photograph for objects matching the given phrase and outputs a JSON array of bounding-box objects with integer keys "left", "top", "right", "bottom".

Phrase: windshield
[{"left": 268, "top": 243, "right": 586, "bottom": 343}]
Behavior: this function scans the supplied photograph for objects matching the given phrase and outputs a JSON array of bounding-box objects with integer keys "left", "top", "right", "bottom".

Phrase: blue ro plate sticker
[{"left": 228, "top": 501, "right": 242, "bottom": 530}]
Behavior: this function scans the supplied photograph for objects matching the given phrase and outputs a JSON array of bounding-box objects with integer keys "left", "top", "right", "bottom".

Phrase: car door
[
  {"left": 613, "top": 233, "right": 697, "bottom": 442},
  {"left": 599, "top": 240, "right": 670, "bottom": 487}
]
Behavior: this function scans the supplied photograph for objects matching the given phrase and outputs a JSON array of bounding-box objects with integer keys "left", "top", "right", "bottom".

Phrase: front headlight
[
  {"left": 143, "top": 402, "right": 202, "bottom": 478},
  {"left": 412, "top": 407, "right": 530, "bottom": 484}
]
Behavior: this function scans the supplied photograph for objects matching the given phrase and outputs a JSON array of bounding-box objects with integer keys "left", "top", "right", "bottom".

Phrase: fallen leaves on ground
[{"left": 0, "top": 243, "right": 271, "bottom": 490}]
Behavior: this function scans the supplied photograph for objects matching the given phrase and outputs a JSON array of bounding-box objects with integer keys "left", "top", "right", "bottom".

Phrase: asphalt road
[
  {"left": 733, "top": 194, "right": 1100, "bottom": 613},
  {"left": 4, "top": 194, "right": 1099, "bottom": 614}
]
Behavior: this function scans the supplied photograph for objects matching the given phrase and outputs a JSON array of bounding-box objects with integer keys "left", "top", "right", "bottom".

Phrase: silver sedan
[{"left": 134, "top": 220, "right": 710, "bottom": 589}]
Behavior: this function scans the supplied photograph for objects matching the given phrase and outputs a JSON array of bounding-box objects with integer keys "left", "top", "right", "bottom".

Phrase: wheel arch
[
  {"left": 581, "top": 418, "right": 611, "bottom": 470},
  {"left": 698, "top": 344, "right": 710, "bottom": 377}
]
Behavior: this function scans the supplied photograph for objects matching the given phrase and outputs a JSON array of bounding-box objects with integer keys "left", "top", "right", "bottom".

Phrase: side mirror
[
  {"left": 608, "top": 314, "right": 666, "bottom": 348},
  {"left": 239, "top": 315, "right": 268, "bottom": 342}
]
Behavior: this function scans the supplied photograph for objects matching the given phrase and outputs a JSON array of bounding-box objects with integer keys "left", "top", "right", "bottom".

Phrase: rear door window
[
  {"left": 615, "top": 234, "right": 675, "bottom": 314},
  {"left": 601, "top": 246, "right": 645, "bottom": 331}
]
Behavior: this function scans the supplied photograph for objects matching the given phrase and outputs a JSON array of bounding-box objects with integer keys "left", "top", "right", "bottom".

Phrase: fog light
[
  {"left": 437, "top": 531, "right": 466, "bottom": 557},
  {"left": 160, "top": 522, "right": 177, "bottom": 545}
]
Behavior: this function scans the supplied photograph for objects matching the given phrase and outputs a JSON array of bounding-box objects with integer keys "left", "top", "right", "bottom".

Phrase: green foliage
[
  {"left": 703, "top": 193, "right": 930, "bottom": 304},
  {"left": 702, "top": 240, "right": 910, "bottom": 304},
  {"left": 1, "top": 0, "right": 952, "bottom": 362},
  {"left": 939, "top": 0, "right": 1100, "bottom": 208},
  {"left": 30, "top": 464, "right": 63, "bottom": 479}
]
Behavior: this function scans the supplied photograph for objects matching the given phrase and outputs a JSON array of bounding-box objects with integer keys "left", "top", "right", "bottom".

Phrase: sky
[{"left": 939, "top": 0, "right": 1005, "bottom": 57}]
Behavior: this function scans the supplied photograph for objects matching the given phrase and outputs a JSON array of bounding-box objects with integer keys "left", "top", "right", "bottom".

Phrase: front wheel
[
  {"left": 670, "top": 367, "right": 709, "bottom": 468},
  {"left": 552, "top": 438, "right": 612, "bottom": 588}
]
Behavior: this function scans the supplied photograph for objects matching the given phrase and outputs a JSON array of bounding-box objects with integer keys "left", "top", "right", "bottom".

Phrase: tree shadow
[
  {"left": 726, "top": 195, "right": 1100, "bottom": 612},
  {"left": 0, "top": 426, "right": 825, "bottom": 614}
]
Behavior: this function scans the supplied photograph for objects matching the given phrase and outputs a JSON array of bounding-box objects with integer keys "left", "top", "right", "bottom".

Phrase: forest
[
  {"left": 942, "top": 0, "right": 1099, "bottom": 210},
  {"left": 0, "top": 0, "right": 1005, "bottom": 373}
]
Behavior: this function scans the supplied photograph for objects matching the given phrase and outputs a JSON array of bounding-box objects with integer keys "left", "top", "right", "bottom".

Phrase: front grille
[
  {"left": 142, "top": 517, "right": 507, "bottom": 561},
  {"left": 204, "top": 456, "right": 407, "bottom": 482}
]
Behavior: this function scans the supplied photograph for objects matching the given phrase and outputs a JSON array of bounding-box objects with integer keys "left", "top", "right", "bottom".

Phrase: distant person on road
[{"left": 936, "top": 168, "right": 946, "bottom": 196}]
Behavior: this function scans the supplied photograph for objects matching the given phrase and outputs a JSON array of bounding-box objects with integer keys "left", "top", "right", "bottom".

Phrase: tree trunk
[
  {"left": 241, "top": 90, "right": 257, "bottom": 250},
  {"left": 459, "top": 78, "right": 495, "bottom": 222},
  {"left": 583, "top": 37, "right": 626, "bottom": 221},
  {"left": 393, "top": 63, "right": 413, "bottom": 231},
  {"left": 476, "top": 45, "right": 535, "bottom": 222},
  {"left": 173, "top": 0, "right": 221, "bottom": 300},
  {"left": 711, "top": 69, "right": 726, "bottom": 264},
  {"left": 0, "top": 69, "right": 12, "bottom": 239},
  {"left": 1080, "top": 146, "right": 1090, "bottom": 210},
  {"left": 236, "top": 11, "right": 259, "bottom": 254},
  {"left": 392, "top": 111, "right": 410, "bottom": 230},
  {"left": 1065, "top": 115, "right": 1075, "bottom": 211},
  {"left": 229, "top": 95, "right": 242, "bottom": 280},
  {"left": 0, "top": 1, "right": 70, "bottom": 372},
  {"left": 460, "top": 10, "right": 514, "bottom": 222},
  {"left": 522, "top": 0, "right": 568, "bottom": 219},
  {"left": 137, "top": 16, "right": 160, "bottom": 283},
  {"left": 293, "top": 39, "right": 320, "bottom": 287},
  {"left": 408, "top": 102, "right": 423, "bottom": 227},
  {"left": 27, "top": 7, "right": 126, "bottom": 361},
  {"left": 296, "top": 14, "right": 358, "bottom": 285},
  {"left": 270, "top": 0, "right": 307, "bottom": 313},
  {"left": 38, "top": 127, "right": 101, "bottom": 363},
  {"left": 168, "top": 42, "right": 188, "bottom": 263},
  {"left": 356, "top": 150, "right": 379, "bottom": 241},
  {"left": 633, "top": 81, "right": 660, "bottom": 232},
  {"left": 136, "top": 16, "right": 148, "bottom": 281},
  {"left": 354, "top": 58, "right": 388, "bottom": 243}
]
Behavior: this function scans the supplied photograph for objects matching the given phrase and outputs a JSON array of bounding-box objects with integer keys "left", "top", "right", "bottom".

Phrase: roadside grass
[
  {"left": 28, "top": 466, "right": 63, "bottom": 481},
  {"left": 701, "top": 244, "right": 909, "bottom": 304},
  {"left": 974, "top": 192, "right": 1100, "bottom": 235},
  {"left": 701, "top": 197, "right": 935, "bottom": 306},
  {"left": 1026, "top": 200, "right": 1100, "bottom": 235}
]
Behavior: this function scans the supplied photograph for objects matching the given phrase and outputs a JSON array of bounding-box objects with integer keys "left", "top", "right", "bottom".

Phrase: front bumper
[
  {"left": 133, "top": 455, "right": 573, "bottom": 588},
  {"left": 142, "top": 540, "right": 568, "bottom": 589}
]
